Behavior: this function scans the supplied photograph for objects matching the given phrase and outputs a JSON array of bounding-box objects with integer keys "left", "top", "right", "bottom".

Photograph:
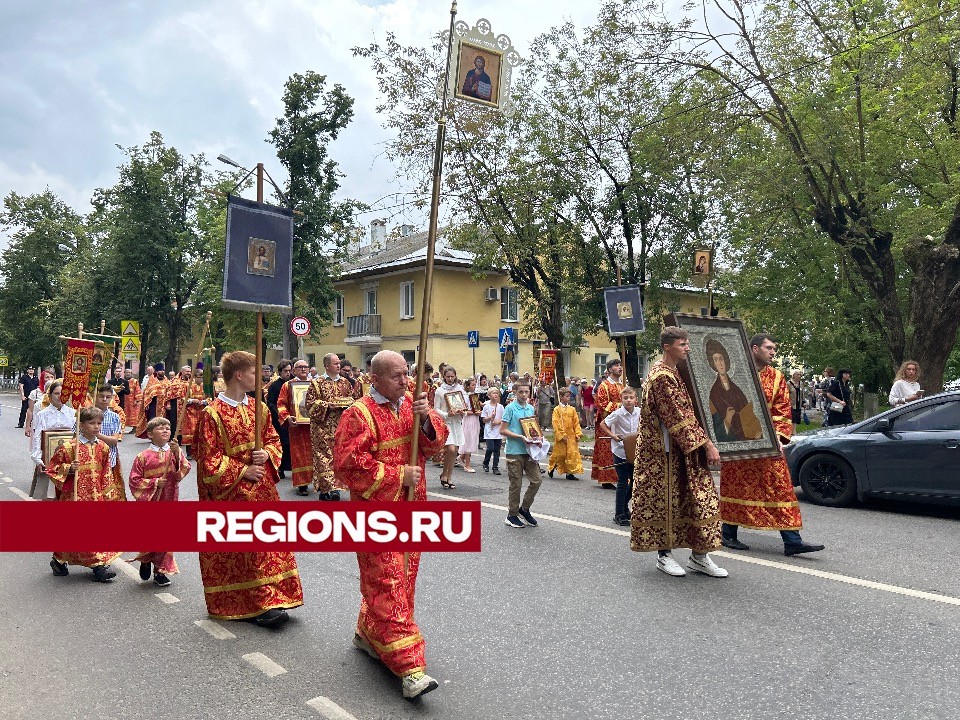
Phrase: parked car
[{"left": 784, "top": 391, "right": 960, "bottom": 507}]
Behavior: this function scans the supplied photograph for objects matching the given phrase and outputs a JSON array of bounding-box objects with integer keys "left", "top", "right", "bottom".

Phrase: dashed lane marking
[
  {"left": 194, "top": 619, "right": 236, "bottom": 640},
  {"left": 243, "top": 652, "right": 287, "bottom": 677},
  {"left": 428, "top": 491, "right": 960, "bottom": 607},
  {"left": 306, "top": 696, "right": 360, "bottom": 720},
  {"left": 6, "top": 487, "right": 35, "bottom": 500},
  {"left": 154, "top": 592, "right": 179, "bottom": 604}
]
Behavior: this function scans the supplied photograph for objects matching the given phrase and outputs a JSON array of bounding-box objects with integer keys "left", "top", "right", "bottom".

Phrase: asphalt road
[{"left": 1, "top": 395, "right": 958, "bottom": 720}]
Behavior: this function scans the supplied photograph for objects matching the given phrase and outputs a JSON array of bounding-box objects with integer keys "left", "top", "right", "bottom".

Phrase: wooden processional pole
[
  {"left": 254, "top": 163, "right": 265, "bottom": 452},
  {"left": 408, "top": 0, "right": 459, "bottom": 500}
]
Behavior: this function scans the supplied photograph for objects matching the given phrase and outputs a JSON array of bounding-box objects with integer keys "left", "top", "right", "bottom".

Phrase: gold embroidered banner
[{"left": 62, "top": 339, "right": 95, "bottom": 409}]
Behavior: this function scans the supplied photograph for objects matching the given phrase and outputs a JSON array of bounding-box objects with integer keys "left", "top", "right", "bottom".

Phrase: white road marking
[
  {"left": 306, "top": 696, "right": 360, "bottom": 720},
  {"left": 2, "top": 477, "right": 12, "bottom": 483},
  {"left": 114, "top": 559, "right": 144, "bottom": 582},
  {"left": 154, "top": 592, "right": 179, "bottom": 604},
  {"left": 243, "top": 652, "right": 287, "bottom": 677},
  {"left": 7, "top": 487, "right": 35, "bottom": 500},
  {"left": 194, "top": 619, "right": 236, "bottom": 640},
  {"left": 429, "top": 491, "right": 960, "bottom": 607}
]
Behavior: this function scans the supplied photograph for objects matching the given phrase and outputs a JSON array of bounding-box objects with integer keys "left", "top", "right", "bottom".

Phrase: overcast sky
[{"left": 0, "top": 1, "right": 601, "bottom": 244}]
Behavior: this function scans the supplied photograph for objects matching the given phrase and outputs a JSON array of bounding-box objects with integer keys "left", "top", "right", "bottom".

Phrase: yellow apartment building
[{"left": 297, "top": 224, "right": 727, "bottom": 382}]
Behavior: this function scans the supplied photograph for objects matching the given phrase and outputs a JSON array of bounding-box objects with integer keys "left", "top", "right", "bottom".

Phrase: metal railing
[{"left": 346, "top": 314, "right": 381, "bottom": 338}]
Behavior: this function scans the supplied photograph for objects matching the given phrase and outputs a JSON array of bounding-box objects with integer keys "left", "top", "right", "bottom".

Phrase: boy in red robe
[
  {"left": 195, "top": 350, "right": 303, "bottom": 628},
  {"left": 334, "top": 350, "right": 448, "bottom": 699},
  {"left": 46, "top": 406, "right": 124, "bottom": 582},
  {"left": 129, "top": 416, "right": 191, "bottom": 586}
]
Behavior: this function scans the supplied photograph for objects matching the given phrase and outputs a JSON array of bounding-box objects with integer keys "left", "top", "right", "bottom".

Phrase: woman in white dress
[
  {"left": 458, "top": 377, "right": 481, "bottom": 472},
  {"left": 889, "top": 360, "right": 923, "bottom": 407},
  {"left": 435, "top": 367, "right": 465, "bottom": 489}
]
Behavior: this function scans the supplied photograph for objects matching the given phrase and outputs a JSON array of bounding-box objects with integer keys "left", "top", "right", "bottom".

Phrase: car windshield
[{"left": 890, "top": 399, "right": 960, "bottom": 432}]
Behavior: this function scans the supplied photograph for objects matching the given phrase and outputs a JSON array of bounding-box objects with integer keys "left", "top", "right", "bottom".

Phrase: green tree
[
  {"left": 89, "top": 132, "right": 209, "bottom": 369},
  {"left": 642, "top": 0, "right": 960, "bottom": 390},
  {"left": 267, "top": 71, "right": 360, "bottom": 356},
  {"left": 0, "top": 190, "right": 89, "bottom": 368}
]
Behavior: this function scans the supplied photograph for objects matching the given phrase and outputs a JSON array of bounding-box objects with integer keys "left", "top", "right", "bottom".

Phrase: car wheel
[{"left": 798, "top": 453, "right": 858, "bottom": 507}]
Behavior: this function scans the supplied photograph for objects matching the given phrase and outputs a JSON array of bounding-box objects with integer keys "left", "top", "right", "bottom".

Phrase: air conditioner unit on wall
[{"left": 485, "top": 287, "right": 499, "bottom": 302}]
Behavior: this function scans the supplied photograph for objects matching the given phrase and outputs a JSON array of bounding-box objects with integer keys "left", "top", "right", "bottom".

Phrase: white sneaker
[
  {"left": 352, "top": 633, "right": 378, "bottom": 660},
  {"left": 687, "top": 553, "right": 729, "bottom": 578},
  {"left": 402, "top": 672, "right": 439, "bottom": 699},
  {"left": 656, "top": 553, "right": 686, "bottom": 577}
]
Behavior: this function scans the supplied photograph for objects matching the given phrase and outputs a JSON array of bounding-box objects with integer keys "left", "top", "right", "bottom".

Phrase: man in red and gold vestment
[
  {"left": 276, "top": 358, "right": 314, "bottom": 495},
  {"left": 306, "top": 353, "right": 358, "bottom": 499},
  {"left": 631, "top": 326, "right": 728, "bottom": 578},
  {"left": 195, "top": 350, "right": 303, "bottom": 628},
  {"left": 135, "top": 364, "right": 166, "bottom": 438},
  {"left": 123, "top": 368, "right": 141, "bottom": 431},
  {"left": 333, "top": 350, "right": 448, "bottom": 699},
  {"left": 592, "top": 358, "right": 624, "bottom": 487},
  {"left": 720, "top": 334, "right": 825, "bottom": 556},
  {"left": 169, "top": 366, "right": 207, "bottom": 456}
]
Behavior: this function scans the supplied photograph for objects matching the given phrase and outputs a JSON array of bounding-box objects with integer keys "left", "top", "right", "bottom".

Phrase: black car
[{"left": 784, "top": 391, "right": 960, "bottom": 507}]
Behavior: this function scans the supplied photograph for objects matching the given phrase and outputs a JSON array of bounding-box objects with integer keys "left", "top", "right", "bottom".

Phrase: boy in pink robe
[{"left": 128, "top": 416, "right": 190, "bottom": 587}]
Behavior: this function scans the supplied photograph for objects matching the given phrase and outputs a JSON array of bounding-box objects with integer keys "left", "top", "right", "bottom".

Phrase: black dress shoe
[
  {"left": 721, "top": 537, "right": 750, "bottom": 551},
  {"left": 154, "top": 573, "right": 171, "bottom": 587},
  {"left": 50, "top": 558, "right": 69, "bottom": 576},
  {"left": 91, "top": 565, "right": 116, "bottom": 583},
  {"left": 329, "top": 490, "right": 341, "bottom": 501},
  {"left": 295, "top": 486, "right": 309, "bottom": 496},
  {"left": 566, "top": 474, "right": 578, "bottom": 480},
  {"left": 785, "top": 542, "right": 825, "bottom": 556},
  {"left": 248, "top": 608, "right": 289, "bottom": 628},
  {"left": 139, "top": 561, "right": 152, "bottom": 580},
  {"left": 548, "top": 469, "right": 554, "bottom": 478}
]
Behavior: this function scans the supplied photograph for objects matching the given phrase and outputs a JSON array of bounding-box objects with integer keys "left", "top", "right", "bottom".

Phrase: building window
[
  {"left": 501, "top": 287, "right": 518, "bottom": 322},
  {"left": 306, "top": 353, "right": 316, "bottom": 368},
  {"left": 365, "top": 288, "right": 378, "bottom": 315},
  {"left": 400, "top": 281, "right": 415, "bottom": 320},
  {"left": 333, "top": 295, "right": 344, "bottom": 326},
  {"left": 700, "top": 306, "right": 709, "bottom": 316},
  {"left": 401, "top": 350, "right": 416, "bottom": 365},
  {"left": 595, "top": 353, "right": 608, "bottom": 380}
]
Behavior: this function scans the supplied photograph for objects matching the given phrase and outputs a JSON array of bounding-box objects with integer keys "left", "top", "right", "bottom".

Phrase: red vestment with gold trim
[
  {"left": 46, "top": 438, "right": 124, "bottom": 568},
  {"left": 195, "top": 397, "right": 303, "bottom": 620},
  {"left": 631, "top": 362, "right": 721, "bottom": 554},
  {"left": 124, "top": 377, "right": 142, "bottom": 428},
  {"left": 333, "top": 394, "right": 448, "bottom": 678},
  {"left": 306, "top": 376, "right": 358, "bottom": 493},
  {"left": 136, "top": 376, "right": 166, "bottom": 438},
  {"left": 719, "top": 365, "right": 802, "bottom": 531},
  {"left": 592, "top": 379, "right": 623, "bottom": 483},
  {"left": 129, "top": 444, "right": 191, "bottom": 575},
  {"left": 277, "top": 381, "right": 313, "bottom": 489}
]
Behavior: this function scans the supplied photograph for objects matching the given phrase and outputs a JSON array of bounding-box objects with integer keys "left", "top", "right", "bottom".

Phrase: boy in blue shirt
[{"left": 499, "top": 382, "right": 543, "bottom": 528}]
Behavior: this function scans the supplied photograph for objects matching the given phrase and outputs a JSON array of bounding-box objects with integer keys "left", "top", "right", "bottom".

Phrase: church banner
[
  {"left": 539, "top": 349, "right": 557, "bottom": 385},
  {"left": 62, "top": 339, "right": 95, "bottom": 409},
  {"left": 87, "top": 341, "right": 111, "bottom": 398},
  {"left": 222, "top": 194, "right": 294, "bottom": 313},
  {"left": 603, "top": 284, "right": 646, "bottom": 337}
]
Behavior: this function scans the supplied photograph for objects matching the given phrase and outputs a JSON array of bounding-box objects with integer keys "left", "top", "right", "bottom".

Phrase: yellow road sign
[
  {"left": 121, "top": 320, "right": 140, "bottom": 337},
  {"left": 122, "top": 338, "right": 141, "bottom": 353},
  {"left": 0, "top": 356, "right": 8, "bottom": 367}
]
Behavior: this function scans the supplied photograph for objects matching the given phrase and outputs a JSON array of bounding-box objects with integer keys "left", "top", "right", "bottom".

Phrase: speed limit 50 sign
[{"left": 290, "top": 316, "right": 311, "bottom": 337}]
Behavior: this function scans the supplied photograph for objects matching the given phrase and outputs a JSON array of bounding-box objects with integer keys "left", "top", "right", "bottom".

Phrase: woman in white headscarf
[{"left": 434, "top": 366, "right": 465, "bottom": 489}]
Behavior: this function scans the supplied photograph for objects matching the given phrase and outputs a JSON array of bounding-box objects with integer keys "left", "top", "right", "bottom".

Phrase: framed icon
[
  {"left": 247, "top": 238, "right": 276, "bottom": 277},
  {"left": 663, "top": 313, "right": 780, "bottom": 461},
  {"left": 42, "top": 429, "right": 74, "bottom": 465},
  {"left": 468, "top": 392, "right": 482, "bottom": 413},
  {"left": 693, "top": 249, "right": 712, "bottom": 276},
  {"left": 289, "top": 381, "right": 311, "bottom": 424},
  {"left": 519, "top": 416, "right": 543, "bottom": 441},
  {"left": 444, "top": 390, "right": 467, "bottom": 414}
]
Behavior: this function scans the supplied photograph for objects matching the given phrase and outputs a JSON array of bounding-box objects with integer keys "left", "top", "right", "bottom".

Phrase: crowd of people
[{"left": 15, "top": 338, "right": 934, "bottom": 701}]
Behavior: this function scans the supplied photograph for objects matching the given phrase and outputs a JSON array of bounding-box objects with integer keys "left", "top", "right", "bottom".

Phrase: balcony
[{"left": 345, "top": 314, "right": 381, "bottom": 344}]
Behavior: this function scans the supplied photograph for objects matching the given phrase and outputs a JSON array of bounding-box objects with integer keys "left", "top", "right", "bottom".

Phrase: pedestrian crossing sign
[
  {"left": 121, "top": 320, "right": 140, "bottom": 337},
  {"left": 122, "top": 338, "right": 141, "bottom": 353},
  {"left": 0, "top": 356, "right": 7, "bottom": 367}
]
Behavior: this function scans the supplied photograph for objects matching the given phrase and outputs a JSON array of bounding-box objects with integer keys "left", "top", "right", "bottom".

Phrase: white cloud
[{"left": 0, "top": 0, "right": 603, "bottom": 234}]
